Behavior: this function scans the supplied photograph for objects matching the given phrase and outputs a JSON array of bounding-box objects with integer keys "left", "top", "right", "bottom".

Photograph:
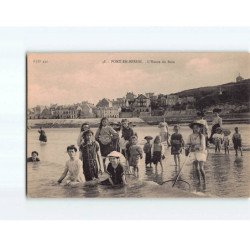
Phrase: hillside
[{"left": 175, "top": 79, "right": 250, "bottom": 109}]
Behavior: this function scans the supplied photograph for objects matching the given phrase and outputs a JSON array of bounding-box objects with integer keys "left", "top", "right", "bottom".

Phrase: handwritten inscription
[{"left": 33, "top": 59, "right": 49, "bottom": 64}]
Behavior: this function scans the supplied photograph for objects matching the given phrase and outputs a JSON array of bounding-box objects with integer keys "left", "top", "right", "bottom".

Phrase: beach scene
[{"left": 27, "top": 52, "right": 250, "bottom": 198}]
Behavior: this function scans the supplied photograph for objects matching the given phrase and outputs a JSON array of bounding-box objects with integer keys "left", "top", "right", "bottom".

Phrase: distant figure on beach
[
  {"left": 100, "top": 151, "right": 127, "bottom": 186},
  {"left": 152, "top": 135, "right": 164, "bottom": 171},
  {"left": 223, "top": 130, "right": 231, "bottom": 154},
  {"left": 27, "top": 151, "right": 40, "bottom": 162},
  {"left": 77, "top": 122, "right": 90, "bottom": 160},
  {"left": 223, "top": 133, "right": 230, "bottom": 154},
  {"left": 80, "top": 130, "right": 103, "bottom": 181},
  {"left": 196, "top": 111, "right": 209, "bottom": 146},
  {"left": 209, "top": 108, "right": 222, "bottom": 143},
  {"left": 38, "top": 127, "right": 47, "bottom": 143},
  {"left": 128, "top": 135, "right": 143, "bottom": 177},
  {"left": 212, "top": 127, "right": 223, "bottom": 153},
  {"left": 95, "top": 117, "right": 119, "bottom": 172},
  {"left": 158, "top": 122, "right": 170, "bottom": 146},
  {"left": 232, "top": 127, "right": 243, "bottom": 157},
  {"left": 120, "top": 119, "right": 135, "bottom": 157},
  {"left": 186, "top": 121, "right": 207, "bottom": 185},
  {"left": 57, "top": 145, "right": 84, "bottom": 186},
  {"left": 170, "top": 125, "right": 184, "bottom": 167},
  {"left": 143, "top": 136, "right": 153, "bottom": 168}
]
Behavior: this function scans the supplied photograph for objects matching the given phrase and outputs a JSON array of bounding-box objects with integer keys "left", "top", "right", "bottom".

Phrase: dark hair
[
  {"left": 192, "top": 127, "right": 203, "bottom": 141},
  {"left": 99, "top": 117, "right": 109, "bottom": 130},
  {"left": 173, "top": 124, "right": 180, "bottom": 130},
  {"left": 66, "top": 145, "right": 77, "bottom": 152},
  {"left": 83, "top": 129, "right": 94, "bottom": 139},
  {"left": 235, "top": 127, "right": 239, "bottom": 130},
  {"left": 80, "top": 123, "right": 90, "bottom": 132},
  {"left": 154, "top": 136, "right": 161, "bottom": 143},
  {"left": 31, "top": 151, "right": 39, "bottom": 156}
]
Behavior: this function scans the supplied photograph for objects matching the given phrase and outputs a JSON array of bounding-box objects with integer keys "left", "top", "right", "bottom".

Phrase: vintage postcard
[{"left": 27, "top": 52, "right": 250, "bottom": 198}]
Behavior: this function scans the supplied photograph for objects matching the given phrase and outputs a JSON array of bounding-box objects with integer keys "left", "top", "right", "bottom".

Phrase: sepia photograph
[{"left": 27, "top": 52, "right": 250, "bottom": 198}]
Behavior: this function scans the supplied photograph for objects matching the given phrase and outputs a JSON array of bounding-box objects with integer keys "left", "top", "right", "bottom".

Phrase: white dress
[
  {"left": 186, "top": 133, "right": 207, "bottom": 162},
  {"left": 65, "top": 158, "right": 84, "bottom": 183}
]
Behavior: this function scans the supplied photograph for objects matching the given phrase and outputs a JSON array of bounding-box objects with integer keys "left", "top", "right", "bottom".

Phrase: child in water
[
  {"left": 170, "top": 125, "right": 184, "bottom": 167},
  {"left": 80, "top": 130, "right": 103, "bottom": 181},
  {"left": 100, "top": 151, "right": 127, "bottom": 186},
  {"left": 57, "top": 145, "right": 84, "bottom": 186},
  {"left": 158, "top": 122, "right": 170, "bottom": 147},
  {"left": 143, "top": 136, "right": 153, "bottom": 168},
  {"left": 128, "top": 135, "right": 143, "bottom": 177},
  {"left": 212, "top": 128, "right": 223, "bottom": 153},
  {"left": 95, "top": 117, "right": 119, "bottom": 172},
  {"left": 27, "top": 151, "right": 40, "bottom": 162},
  {"left": 223, "top": 132, "right": 230, "bottom": 154},
  {"left": 77, "top": 122, "right": 90, "bottom": 160},
  {"left": 120, "top": 119, "right": 135, "bottom": 157},
  {"left": 186, "top": 121, "right": 207, "bottom": 185},
  {"left": 152, "top": 135, "right": 164, "bottom": 171},
  {"left": 232, "top": 127, "right": 243, "bottom": 156}
]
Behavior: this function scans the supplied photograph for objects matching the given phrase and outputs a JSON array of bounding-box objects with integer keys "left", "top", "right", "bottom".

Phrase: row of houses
[{"left": 28, "top": 92, "right": 196, "bottom": 119}]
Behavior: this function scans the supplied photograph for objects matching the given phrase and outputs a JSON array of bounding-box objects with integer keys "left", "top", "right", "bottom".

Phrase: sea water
[{"left": 27, "top": 124, "right": 250, "bottom": 198}]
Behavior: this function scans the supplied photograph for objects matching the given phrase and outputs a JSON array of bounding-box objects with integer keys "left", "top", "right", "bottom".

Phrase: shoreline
[{"left": 27, "top": 116, "right": 250, "bottom": 129}]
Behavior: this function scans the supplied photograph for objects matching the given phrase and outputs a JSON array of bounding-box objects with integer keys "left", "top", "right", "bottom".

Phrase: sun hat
[
  {"left": 189, "top": 120, "right": 204, "bottom": 129},
  {"left": 144, "top": 136, "right": 153, "bottom": 140},
  {"left": 107, "top": 151, "right": 121, "bottom": 158}
]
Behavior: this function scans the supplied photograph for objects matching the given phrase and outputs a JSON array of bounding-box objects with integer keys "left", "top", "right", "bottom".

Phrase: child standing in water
[
  {"left": 80, "top": 130, "right": 103, "bottom": 181},
  {"left": 212, "top": 128, "right": 223, "bottom": 153},
  {"left": 186, "top": 121, "right": 207, "bottom": 185},
  {"left": 77, "top": 122, "right": 90, "bottom": 160},
  {"left": 232, "top": 127, "right": 243, "bottom": 156},
  {"left": 223, "top": 132, "right": 230, "bottom": 154},
  {"left": 120, "top": 119, "right": 135, "bottom": 157},
  {"left": 152, "top": 136, "right": 164, "bottom": 171},
  {"left": 128, "top": 135, "right": 143, "bottom": 177},
  {"left": 57, "top": 145, "right": 84, "bottom": 186},
  {"left": 170, "top": 125, "right": 184, "bottom": 167},
  {"left": 143, "top": 136, "right": 153, "bottom": 168},
  {"left": 158, "top": 122, "right": 170, "bottom": 146},
  {"left": 95, "top": 117, "right": 119, "bottom": 172}
]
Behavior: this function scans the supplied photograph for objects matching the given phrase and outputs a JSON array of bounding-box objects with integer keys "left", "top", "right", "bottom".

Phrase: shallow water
[{"left": 27, "top": 124, "right": 250, "bottom": 198}]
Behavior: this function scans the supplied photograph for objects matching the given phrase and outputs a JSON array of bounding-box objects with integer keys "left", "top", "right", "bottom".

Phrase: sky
[{"left": 27, "top": 52, "right": 250, "bottom": 108}]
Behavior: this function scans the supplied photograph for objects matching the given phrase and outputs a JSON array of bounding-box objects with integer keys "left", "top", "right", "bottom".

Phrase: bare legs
[
  {"left": 194, "top": 160, "right": 206, "bottom": 185},
  {"left": 155, "top": 160, "right": 163, "bottom": 173},
  {"left": 235, "top": 147, "right": 243, "bottom": 157},
  {"left": 215, "top": 142, "right": 221, "bottom": 153},
  {"left": 173, "top": 154, "right": 180, "bottom": 167}
]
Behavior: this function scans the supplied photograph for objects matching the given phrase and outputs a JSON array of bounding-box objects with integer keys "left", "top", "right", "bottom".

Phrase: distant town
[{"left": 28, "top": 75, "right": 250, "bottom": 121}]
